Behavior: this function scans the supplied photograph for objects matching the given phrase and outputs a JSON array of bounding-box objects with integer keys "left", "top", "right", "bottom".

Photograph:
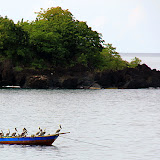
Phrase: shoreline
[{"left": 1, "top": 61, "right": 160, "bottom": 89}]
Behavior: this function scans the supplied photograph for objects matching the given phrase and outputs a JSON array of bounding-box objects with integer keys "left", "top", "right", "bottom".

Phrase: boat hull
[{"left": 0, "top": 134, "right": 59, "bottom": 146}]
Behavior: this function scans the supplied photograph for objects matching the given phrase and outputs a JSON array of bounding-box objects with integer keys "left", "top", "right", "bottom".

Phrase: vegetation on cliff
[{"left": 0, "top": 7, "right": 141, "bottom": 71}]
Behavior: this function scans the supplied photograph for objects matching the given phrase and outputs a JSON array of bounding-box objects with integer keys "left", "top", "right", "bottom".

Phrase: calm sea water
[
  {"left": 120, "top": 53, "right": 160, "bottom": 70},
  {"left": 0, "top": 89, "right": 160, "bottom": 160}
]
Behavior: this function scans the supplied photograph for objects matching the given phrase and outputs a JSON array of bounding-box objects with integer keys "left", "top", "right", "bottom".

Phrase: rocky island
[{"left": 1, "top": 7, "right": 159, "bottom": 89}]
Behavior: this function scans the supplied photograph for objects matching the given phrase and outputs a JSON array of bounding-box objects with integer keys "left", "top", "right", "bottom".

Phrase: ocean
[
  {"left": 120, "top": 53, "right": 160, "bottom": 70},
  {"left": 0, "top": 53, "right": 160, "bottom": 160}
]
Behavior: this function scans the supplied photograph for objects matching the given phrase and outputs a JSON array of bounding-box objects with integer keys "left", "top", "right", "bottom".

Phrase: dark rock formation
[
  {"left": 24, "top": 75, "right": 50, "bottom": 89},
  {"left": 118, "top": 64, "right": 160, "bottom": 89},
  {"left": 94, "top": 64, "right": 160, "bottom": 89},
  {"left": 1, "top": 63, "right": 160, "bottom": 89},
  {"left": 0, "top": 60, "right": 15, "bottom": 86},
  {"left": 62, "top": 78, "right": 78, "bottom": 89}
]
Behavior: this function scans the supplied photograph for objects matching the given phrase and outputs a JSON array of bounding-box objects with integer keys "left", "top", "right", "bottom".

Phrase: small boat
[{"left": 0, "top": 132, "right": 69, "bottom": 146}]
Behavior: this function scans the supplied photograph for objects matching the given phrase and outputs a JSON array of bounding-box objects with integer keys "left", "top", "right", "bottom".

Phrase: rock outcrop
[
  {"left": 95, "top": 64, "right": 160, "bottom": 89},
  {"left": 0, "top": 60, "right": 15, "bottom": 86},
  {"left": 0, "top": 63, "right": 160, "bottom": 89}
]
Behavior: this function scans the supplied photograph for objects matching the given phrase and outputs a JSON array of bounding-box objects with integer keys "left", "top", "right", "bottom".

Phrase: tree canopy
[
  {"left": 0, "top": 7, "right": 141, "bottom": 70},
  {"left": 0, "top": 16, "right": 30, "bottom": 65}
]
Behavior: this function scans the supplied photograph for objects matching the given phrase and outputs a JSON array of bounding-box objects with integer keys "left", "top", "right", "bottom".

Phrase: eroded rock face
[
  {"left": 62, "top": 78, "right": 78, "bottom": 89},
  {"left": 0, "top": 60, "right": 15, "bottom": 86},
  {"left": 118, "top": 64, "right": 160, "bottom": 89},
  {"left": 24, "top": 75, "right": 50, "bottom": 89},
  {"left": 1, "top": 63, "right": 160, "bottom": 89},
  {"left": 95, "top": 64, "right": 160, "bottom": 89}
]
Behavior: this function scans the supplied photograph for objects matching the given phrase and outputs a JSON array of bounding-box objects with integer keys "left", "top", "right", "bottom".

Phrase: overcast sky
[{"left": 0, "top": 0, "right": 160, "bottom": 53}]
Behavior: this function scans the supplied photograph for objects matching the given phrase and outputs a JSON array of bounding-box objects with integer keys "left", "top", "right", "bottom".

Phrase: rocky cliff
[{"left": 0, "top": 61, "right": 160, "bottom": 89}]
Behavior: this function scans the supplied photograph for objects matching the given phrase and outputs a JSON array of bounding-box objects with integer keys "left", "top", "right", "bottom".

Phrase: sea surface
[
  {"left": 0, "top": 89, "right": 160, "bottom": 160},
  {"left": 120, "top": 53, "right": 160, "bottom": 70},
  {"left": 0, "top": 53, "right": 160, "bottom": 160}
]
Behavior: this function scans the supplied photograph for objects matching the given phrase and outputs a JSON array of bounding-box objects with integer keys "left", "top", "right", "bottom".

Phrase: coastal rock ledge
[{"left": 0, "top": 62, "right": 160, "bottom": 89}]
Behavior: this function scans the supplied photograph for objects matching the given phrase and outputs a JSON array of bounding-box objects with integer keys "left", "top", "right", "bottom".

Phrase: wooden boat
[{"left": 0, "top": 132, "right": 69, "bottom": 146}]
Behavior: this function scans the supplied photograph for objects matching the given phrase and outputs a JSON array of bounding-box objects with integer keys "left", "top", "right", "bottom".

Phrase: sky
[{"left": 0, "top": 0, "right": 160, "bottom": 53}]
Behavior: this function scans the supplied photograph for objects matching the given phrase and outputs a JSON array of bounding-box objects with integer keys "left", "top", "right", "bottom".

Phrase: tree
[
  {"left": 98, "top": 43, "right": 128, "bottom": 71},
  {"left": 20, "top": 7, "right": 104, "bottom": 68},
  {"left": 0, "top": 16, "right": 30, "bottom": 65},
  {"left": 74, "top": 21, "right": 104, "bottom": 68},
  {"left": 129, "top": 57, "right": 141, "bottom": 68},
  {"left": 0, "top": 7, "right": 140, "bottom": 71}
]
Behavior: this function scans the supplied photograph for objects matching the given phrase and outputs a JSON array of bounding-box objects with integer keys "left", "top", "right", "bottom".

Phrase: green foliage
[
  {"left": 98, "top": 43, "right": 128, "bottom": 71},
  {"left": 74, "top": 21, "right": 104, "bottom": 68},
  {"left": 77, "top": 53, "right": 87, "bottom": 66},
  {"left": 14, "top": 66, "right": 23, "bottom": 71},
  {"left": 0, "top": 16, "right": 31, "bottom": 66},
  {"left": 129, "top": 57, "right": 141, "bottom": 68},
  {"left": 31, "top": 58, "right": 46, "bottom": 69},
  {"left": 0, "top": 7, "right": 141, "bottom": 71},
  {"left": 21, "top": 7, "right": 104, "bottom": 68}
]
